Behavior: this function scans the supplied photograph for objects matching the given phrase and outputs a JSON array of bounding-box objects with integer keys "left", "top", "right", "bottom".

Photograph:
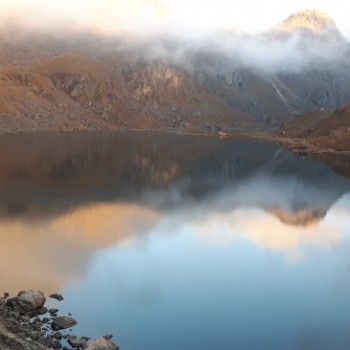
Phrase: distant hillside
[
  {"left": 0, "top": 10, "right": 350, "bottom": 133},
  {"left": 280, "top": 103, "right": 350, "bottom": 151}
]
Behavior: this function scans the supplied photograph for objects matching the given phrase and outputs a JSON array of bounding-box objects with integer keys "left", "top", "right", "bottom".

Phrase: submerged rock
[
  {"left": 51, "top": 316, "right": 77, "bottom": 330},
  {"left": 86, "top": 337, "right": 119, "bottom": 350},
  {"left": 68, "top": 335, "right": 87, "bottom": 349},
  {"left": 49, "top": 293, "right": 64, "bottom": 301},
  {"left": 49, "top": 308, "right": 59, "bottom": 316}
]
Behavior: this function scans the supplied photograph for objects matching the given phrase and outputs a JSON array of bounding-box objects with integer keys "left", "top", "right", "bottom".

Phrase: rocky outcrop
[
  {"left": 49, "top": 293, "right": 64, "bottom": 301},
  {"left": 86, "top": 337, "right": 119, "bottom": 350},
  {"left": 0, "top": 291, "right": 120, "bottom": 350},
  {"left": 278, "top": 102, "right": 350, "bottom": 152},
  {"left": 51, "top": 316, "right": 78, "bottom": 330},
  {"left": 6, "top": 290, "right": 46, "bottom": 314},
  {"left": 276, "top": 10, "right": 346, "bottom": 42}
]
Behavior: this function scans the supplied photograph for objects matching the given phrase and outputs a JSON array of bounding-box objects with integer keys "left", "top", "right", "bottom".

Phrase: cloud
[
  {"left": 0, "top": 0, "right": 166, "bottom": 36},
  {"left": 0, "top": 170, "right": 349, "bottom": 294},
  {"left": 194, "top": 208, "right": 342, "bottom": 252},
  {"left": 181, "top": 177, "right": 350, "bottom": 261},
  {"left": 0, "top": 0, "right": 348, "bottom": 74}
]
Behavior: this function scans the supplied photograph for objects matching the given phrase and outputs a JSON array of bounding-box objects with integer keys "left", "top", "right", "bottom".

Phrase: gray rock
[
  {"left": 49, "top": 308, "right": 59, "bottom": 315},
  {"left": 6, "top": 290, "right": 46, "bottom": 313},
  {"left": 30, "top": 331, "right": 40, "bottom": 341},
  {"left": 53, "top": 340, "right": 63, "bottom": 348},
  {"left": 51, "top": 316, "right": 77, "bottom": 330},
  {"left": 86, "top": 337, "right": 119, "bottom": 350},
  {"left": 68, "top": 335, "right": 86, "bottom": 349},
  {"left": 49, "top": 293, "right": 64, "bottom": 301},
  {"left": 54, "top": 332, "right": 63, "bottom": 340}
]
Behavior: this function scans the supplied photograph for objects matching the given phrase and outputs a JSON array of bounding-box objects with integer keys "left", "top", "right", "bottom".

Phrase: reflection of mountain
[
  {"left": 270, "top": 208, "right": 324, "bottom": 227},
  {"left": 0, "top": 132, "right": 349, "bottom": 220},
  {"left": 194, "top": 205, "right": 346, "bottom": 255},
  {"left": 0, "top": 132, "right": 349, "bottom": 293}
]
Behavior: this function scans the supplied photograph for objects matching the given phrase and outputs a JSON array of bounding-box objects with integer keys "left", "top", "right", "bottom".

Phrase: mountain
[
  {"left": 0, "top": 10, "right": 349, "bottom": 132},
  {"left": 275, "top": 103, "right": 350, "bottom": 179},
  {"left": 275, "top": 9, "right": 346, "bottom": 42}
]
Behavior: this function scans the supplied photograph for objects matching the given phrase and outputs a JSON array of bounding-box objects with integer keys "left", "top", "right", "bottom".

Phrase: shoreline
[
  {"left": 0, "top": 127, "right": 349, "bottom": 178},
  {"left": 0, "top": 126, "right": 348, "bottom": 153},
  {"left": 0, "top": 290, "right": 119, "bottom": 350}
]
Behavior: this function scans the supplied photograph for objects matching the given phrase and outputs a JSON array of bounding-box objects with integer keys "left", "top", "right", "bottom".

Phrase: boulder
[
  {"left": 68, "top": 335, "right": 87, "bottom": 349},
  {"left": 86, "top": 337, "right": 119, "bottom": 350},
  {"left": 51, "top": 316, "right": 77, "bottom": 330},
  {"left": 6, "top": 290, "right": 46, "bottom": 313},
  {"left": 49, "top": 293, "right": 64, "bottom": 301}
]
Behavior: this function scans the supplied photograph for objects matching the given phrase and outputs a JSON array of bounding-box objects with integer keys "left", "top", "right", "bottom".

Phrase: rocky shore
[{"left": 0, "top": 290, "right": 119, "bottom": 350}]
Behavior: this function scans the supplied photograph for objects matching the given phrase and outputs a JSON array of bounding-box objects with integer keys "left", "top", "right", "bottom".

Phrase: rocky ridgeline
[{"left": 0, "top": 290, "right": 119, "bottom": 350}]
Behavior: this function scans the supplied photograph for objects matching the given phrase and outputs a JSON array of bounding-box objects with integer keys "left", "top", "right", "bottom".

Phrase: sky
[
  {"left": 162, "top": 0, "right": 350, "bottom": 38},
  {"left": 0, "top": 0, "right": 349, "bottom": 39}
]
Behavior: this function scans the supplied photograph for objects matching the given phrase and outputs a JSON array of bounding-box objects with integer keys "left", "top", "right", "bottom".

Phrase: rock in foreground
[
  {"left": 6, "top": 290, "right": 46, "bottom": 313},
  {"left": 86, "top": 337, "right": 120, "bottom": 350},
  {"left": 1, "top": 290, "right": 119, "bottom": 350},
  {"left": 49, "top": 293, "right": 64, "bottom": 301},
  {"left": 51, "top": 316, "right": 78, "bottom": 330}
]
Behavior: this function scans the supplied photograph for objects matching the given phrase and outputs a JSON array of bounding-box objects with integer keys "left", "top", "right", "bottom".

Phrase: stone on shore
[
  {"left": 6, "top": 290, "right": 46, "bottom": 313},
  {"left": 68, "top": 335, "right": 87, "bottom": 349},
  {"left": 86, "top": 337, "right": 119, "bottom": 350},
  {"left": 51, "top": 316, "right": 77, "bottom": 330},
  {"left": 49, "top": 293, "right": 64, "bottom": 301}
]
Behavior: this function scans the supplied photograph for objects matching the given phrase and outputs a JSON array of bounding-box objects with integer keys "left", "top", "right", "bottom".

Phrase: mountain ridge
[
  {"left": 276, "top": 9, "right": 346, "bottom": 42},
  {"left": 0, "top": 9, "right": 349, "bottom": 134}
]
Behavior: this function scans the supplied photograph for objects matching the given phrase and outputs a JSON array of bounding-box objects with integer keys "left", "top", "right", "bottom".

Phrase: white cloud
[
  {"left": 0, "top": 0, "right": 349, "bottom": 37},
  {"left": 162, "top": 0, "right": 350, "bottom": 38}
]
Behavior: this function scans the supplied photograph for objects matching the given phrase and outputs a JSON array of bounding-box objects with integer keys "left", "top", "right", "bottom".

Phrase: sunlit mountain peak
[{"left": 277, "top": 9, "right": 345, "bottom": 41}]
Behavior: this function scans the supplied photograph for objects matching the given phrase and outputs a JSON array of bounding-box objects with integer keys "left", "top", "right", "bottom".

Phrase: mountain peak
[{"left": 278, "top": 9, "right": 345, "bottom": 41}]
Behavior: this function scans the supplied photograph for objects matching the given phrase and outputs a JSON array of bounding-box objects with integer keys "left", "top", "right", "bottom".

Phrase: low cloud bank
[{"left": 0, "top": 0, "right": 349, "bottom": 73}]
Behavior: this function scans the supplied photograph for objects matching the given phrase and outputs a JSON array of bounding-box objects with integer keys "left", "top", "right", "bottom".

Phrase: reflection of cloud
[
  {"left": 193, "top": 208, "right": 343, "bottom": 261},
  {"left": 0, "top": 203, "right": 160, "bottom": 295},
  {"left": 1, "top": 188, "right": 349, "bottom": 295}
]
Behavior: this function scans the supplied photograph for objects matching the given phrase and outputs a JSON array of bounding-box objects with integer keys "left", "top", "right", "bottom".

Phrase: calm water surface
[{"left": 1, "top": 132, "right": 350, "bottom": 350}]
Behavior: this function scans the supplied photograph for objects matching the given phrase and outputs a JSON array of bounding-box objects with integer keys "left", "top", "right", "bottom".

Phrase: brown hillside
[
  {"left": 279, "top": 103, "right": 350, "bottom": 151},
  {"left": 0, "top": 48, "right": 261, "bottom": 133}
]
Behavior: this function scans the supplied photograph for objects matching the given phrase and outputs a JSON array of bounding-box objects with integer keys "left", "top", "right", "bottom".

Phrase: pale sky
[
  {"left": 162, "top": 0, "right": 350, "bottom": 38},
  {"left": 0, "top": 0, "right": 349, "bottom": 39}
]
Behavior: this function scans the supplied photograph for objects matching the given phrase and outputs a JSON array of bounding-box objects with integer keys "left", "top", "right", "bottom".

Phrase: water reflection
[{"left": 1, "top": 132, "right": 350, "bottom": 349}]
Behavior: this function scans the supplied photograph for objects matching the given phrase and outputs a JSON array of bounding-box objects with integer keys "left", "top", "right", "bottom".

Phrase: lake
[{"left": 1, "top": 131, "right": 350, "bottom": 350}]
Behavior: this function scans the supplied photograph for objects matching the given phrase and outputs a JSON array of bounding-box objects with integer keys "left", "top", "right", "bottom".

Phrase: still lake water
[{"left": 1, "top": 131, "right": 350, "bottom": 350}]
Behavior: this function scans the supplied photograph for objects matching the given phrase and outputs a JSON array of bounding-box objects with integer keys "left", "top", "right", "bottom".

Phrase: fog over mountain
[{"left": 0, "top": 1, "right": 350, "bottom": 131}]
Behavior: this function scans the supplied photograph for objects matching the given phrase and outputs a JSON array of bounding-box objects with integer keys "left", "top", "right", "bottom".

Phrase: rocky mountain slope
[
  {"left": 0, "top": 10, "right": 350, "bottom": 133},
  {"left": 275, "top": 9, "right": 346, "bottom": 41},
  {"left": 280, "top": 103, "right": 350, "bottom": 150},
  {"left": 271, "top": 103, "right": 350, "bottom": 178}
]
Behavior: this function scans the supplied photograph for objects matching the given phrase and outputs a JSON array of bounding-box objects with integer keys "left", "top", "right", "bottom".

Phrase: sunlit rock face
[{"left": 277, "top": 10, "right": 346, "bottom": 42}]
